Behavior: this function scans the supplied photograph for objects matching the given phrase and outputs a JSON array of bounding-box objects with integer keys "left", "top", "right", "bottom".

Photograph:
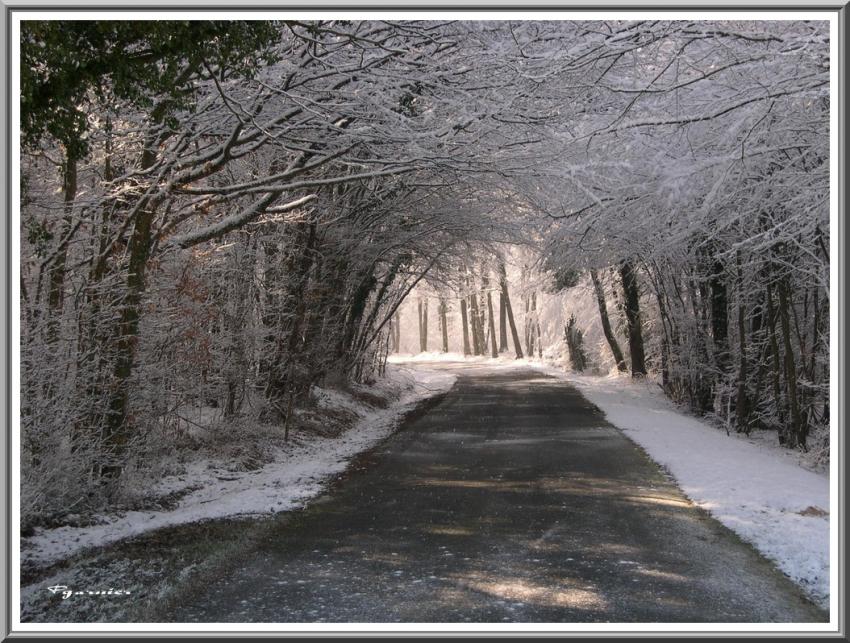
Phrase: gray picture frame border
[{"left": 0, "top": 2, "right": 845, "bottom": 638}]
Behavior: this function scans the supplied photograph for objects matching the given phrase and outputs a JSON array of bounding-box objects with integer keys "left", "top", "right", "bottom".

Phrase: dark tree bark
[
  {"left": 564, "top": 314, "right": 587, "bottom": 372},
  {"left": 462, "top": 263, "right": 483, "bottom": 355},
  {"left": 735, "top": 252, "right": 749, "bottom": 433},
  {"left": 499, "top": 262, "right": 523, "bottom": 359},
  {"left": 423, "top": 298, "right": 428, "bottom": 352},
  {"left": 460, "top": 298, "right": 471, "bottom": 356},
  {"left": 418, "top": 299, "right": 422, "bottom": 352},
  {"left": 479, "top": 277, "right": 490, "bottom": 355},
  {"left": 484, "top": 273, "right": 498, "bottom": 358},
  {"left": 777, "top": 276, "right": 805, "bottom": 449},
  {"left": 619, "top": 260, "right": 647, "bottom": 377},
  {"left": 534, "top": 291, "right": 543, "bottom": 359},
  {"left": 499, "top": 290, "right": 508, "bottom": 352},
  {"left": 765, "top": 281, "right": 785, "bottom": 429},
  {"left": 259, "top": 238, "right": 282, "bottom": 382},
  {"left": 46, "top": 150, "right": 77, "bottom": 342},
  {"left": 709, "top": 259, "right": 729, "bottom": 374},
  {"left": 687, "top": 275, "right": 713, "bottom": 412},
  {"left": 440, "top": 298, "right": 449, "bottom": 353},
  {"left": 388, "top": 316, "right": 397, "bottom": 353},
  {"left": 418, "top": 297, "right": 428, "bottom": 353},
  {"left": 468, "top": 291, "right": 484, "bottom": 356},
  {"left": 590, "top": 268, "right": 627, "bottom": 372},
  {"left": 102, "top": 142, "right": 161, "bottom": 478},
  {"left": 646, "top": 263, "right": 673, "bottom": 391}
]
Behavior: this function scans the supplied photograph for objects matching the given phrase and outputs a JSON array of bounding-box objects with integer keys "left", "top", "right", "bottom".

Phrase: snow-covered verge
[
  {"left": 530, "top": 361, "right": 830, "bottom": 609},
  {"left": 20, "top": 365, "right": 456, "bottom": 573}
]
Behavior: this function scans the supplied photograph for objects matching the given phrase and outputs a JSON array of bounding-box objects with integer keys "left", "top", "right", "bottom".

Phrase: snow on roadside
[
  {"left": 531, "top": 362, "right": 830, "bottom": 609},
  {"left": 21, "top": 365, "right": 457, "bottom": 571}
]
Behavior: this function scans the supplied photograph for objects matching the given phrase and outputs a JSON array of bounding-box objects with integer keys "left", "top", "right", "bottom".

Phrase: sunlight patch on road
[
  {"left": 634, "top": 567, "right": 691, "bottom": 583},
  {"left": 622, "top": 494, "right": 693, "bottom": 508},
  {"left": 454, "top": 573, "right": 608, "bottom": 610}
]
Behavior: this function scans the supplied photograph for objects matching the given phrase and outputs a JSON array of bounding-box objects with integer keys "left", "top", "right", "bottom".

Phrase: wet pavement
[{"left": 167, "top": 362, "right": 826, "bottom": 623}]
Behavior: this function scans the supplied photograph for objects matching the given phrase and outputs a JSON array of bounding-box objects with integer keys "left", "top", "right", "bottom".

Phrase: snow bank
[
  {"left": 531, "top": 362, "right": 830, "bottom": 608},
  {"left": 21, "top": 365, "right": 457, "bottom": 570}
]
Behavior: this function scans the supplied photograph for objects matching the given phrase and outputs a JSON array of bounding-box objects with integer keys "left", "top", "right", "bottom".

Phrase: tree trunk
[
  {"left": 101, "top": 72, "right": 199, "bottom": 477},
  {"left": 460, "top": 298, "right": 471, "bottom": 356},
  {"left": 499, "top": 262, "right": 523, "bottom": 359},
  {"left": 259, "top": 239, "right": 282, "bottom": 383},
  {"left": 418, "top": 297, "right": 429, "bottom": 353},
  {"left": 440, "top": 298, "right": 449, "bottom": 353},
  {"left": 735, "top": 252, "right": 749, "bottom": 433},
  {"left": 709, "top": 259, "right": 729, "bottom": 374},
  {"left": 418, "top": 299, "right": 423, "bottom": 352},
  {"left": 102, "top": 144, "right": 159, "bottom": 478},
  {"left": 46, "top": 150, "right": 77, "bottom": 343},
  {"left": 656, "top": 292, "right": 672, "bottom": 390},
  {"left": 619, "top": 260, "right": 647, "bottom": 377},
  {"left": 533, "top": 291, "right": 543, "bottom": 359},
  {"left": 476, "top": 292, "right": 487, "bottom": 355},
  {"left": 484, "top": 273, "right": 498, "bottom": 358},
  {"left": 499, "top": 290, "right": 508, "bottom": 352},
  {"left": 590, "top": 268, "right": 627, "bottom": 372},
  {"left": 468, "top": 291, "right": 483, "bottom": 356},
  {"left": 687, "top": 275, "right": 713, "bottom": 412},
  {"left": 766, "top": 281, "right": 785, "bottom": 429},
  {"left": 777, "top": 276, "right": 805, "bottom": 449}
]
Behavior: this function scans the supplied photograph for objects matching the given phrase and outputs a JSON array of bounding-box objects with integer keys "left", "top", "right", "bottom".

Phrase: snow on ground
[
  {"left": 20, "top": 365, "right": 456, "bottom": 571},
  {"left": 528, "top": 361, "right": 830, "bottom": 609}
]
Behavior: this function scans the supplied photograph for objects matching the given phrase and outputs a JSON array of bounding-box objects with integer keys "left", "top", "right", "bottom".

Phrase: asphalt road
[{"left": 168, "top": 362, "right": 826, "bottom": 623}]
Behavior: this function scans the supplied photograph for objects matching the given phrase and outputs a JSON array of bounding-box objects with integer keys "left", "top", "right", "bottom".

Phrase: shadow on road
[{"left": 166, "top": 362, "right": 827, "bottom": 623}]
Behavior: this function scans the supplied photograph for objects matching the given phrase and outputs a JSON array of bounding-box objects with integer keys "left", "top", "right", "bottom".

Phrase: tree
[
  {"left": 619, "top": 261, "right": 647, "bottom": 377},
  {"left": 439, "top": 298, "right": 450, "bottom": 353},
  {"left": 19, "top": 18, "right": 830, "bottom": 530},
  {"left": 499, "top": 261, "right": 524, "bottom": 360},
  {"left": 564, "top": 315, "right": 588, "bottom": 372},
  {"left": 589, "top": 268, "right": 627, "bottom": 372}
]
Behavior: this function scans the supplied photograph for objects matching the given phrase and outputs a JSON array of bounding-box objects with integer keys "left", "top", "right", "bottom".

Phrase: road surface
[{"left": 168, "top": 362, "right": 826, "bottom": 623}]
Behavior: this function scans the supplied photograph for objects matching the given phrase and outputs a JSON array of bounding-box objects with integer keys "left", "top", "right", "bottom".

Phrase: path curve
[{"left": 168, "top": 362, "right": 826, "bottom": 623}]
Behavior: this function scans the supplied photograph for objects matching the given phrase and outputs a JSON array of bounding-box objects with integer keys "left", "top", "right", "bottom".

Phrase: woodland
[{"left": 19, "top": 20, "right": 830, "bottom": 529}]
